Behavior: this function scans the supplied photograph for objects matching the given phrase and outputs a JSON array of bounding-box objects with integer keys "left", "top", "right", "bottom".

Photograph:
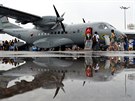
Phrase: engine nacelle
[
  {"left": 34, "top": 16, "right": 64, "bottom": 27},
  {"left": 35, "top": 16, "right": 57, "bottom": 26}
]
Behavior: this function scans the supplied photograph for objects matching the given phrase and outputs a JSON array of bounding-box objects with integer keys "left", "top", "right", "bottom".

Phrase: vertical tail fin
[
  {"left": 0, "top": 15, "right": 21, "bottom": 29},
  {"left": 0, "top": 15, "right": 9, "bottom": 30},
  {"left": 0, "top": 15, "right": 9, "bottom": 23}
]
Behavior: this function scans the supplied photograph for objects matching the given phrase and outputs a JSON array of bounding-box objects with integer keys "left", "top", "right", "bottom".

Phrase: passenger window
[
  {"left": 61, "top": 31, "right": 64, "bottom": 34},
  {"left": 41, "top": 33, "right": 44, "bottom": 35}
]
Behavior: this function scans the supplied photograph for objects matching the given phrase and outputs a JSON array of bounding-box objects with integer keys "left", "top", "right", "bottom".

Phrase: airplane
[
  {"left": 0, "top": 5, "right": 125, "bottom": 50},
  {"left": 0, "top": 55, "right": 126, "bottom": 99}
]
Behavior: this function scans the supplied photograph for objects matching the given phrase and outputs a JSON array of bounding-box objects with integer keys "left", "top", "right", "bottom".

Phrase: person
[
  {"left": 103, "top": 34, "right": 110, "bottom": 51},
  {"left": 14, "top": 38, "right": 18, "bottom": 51},
  {"left": 85, "top": 27, "right": 92, "bottom": 36},
  {"left": 119, "top": 35, "right": 124, "bottom": 51},
  {"left": 93, "top": 63, "right": 100, "bottom": 73},
  {"left": 84, "top": 27, "right": 93, "bottom": 50},
  {"left": 132, "top": 39, "right": 135, "bottom": 50},
  {"left": 4, "top": 40, "right": 10, "bottom": 50},
  {"left": 0, "top": 43, "right": 2, "bottom": 50},
  {"left": 110, "top": 57, "right": 117, "bottom": 75},
  {"left": 109, "top": 30, "right": 118, "bottom": 51},
  {"left": 85, "top": 65, "right": 93, "bottom": 77},
  {"left": 85, "top": 55, "right": 93, "bottom": 77},
  {"left": 123, "top": 36, "right": 129, "bottom": 51},
  {"left": 110, "top": 30, "right": 115, "bottom": 43},
  {"left": 92, "top": 31, "right": 100, "bottom": 51},
  {"left": 2, "top": 41, "right": 5, "bottom": 50}
]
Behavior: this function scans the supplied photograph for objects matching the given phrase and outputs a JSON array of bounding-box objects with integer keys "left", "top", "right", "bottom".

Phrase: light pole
[{"left": 120, "top": 6, "right": 130, "bottom": 30}]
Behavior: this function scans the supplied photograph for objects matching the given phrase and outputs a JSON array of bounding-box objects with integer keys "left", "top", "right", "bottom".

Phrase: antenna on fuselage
[{"left": 82, "top": 18, "right": 86, "bottom": 23}]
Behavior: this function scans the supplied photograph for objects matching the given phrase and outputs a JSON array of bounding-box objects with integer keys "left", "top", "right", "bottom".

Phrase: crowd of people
[
  {"left": 0, "top": 38, "right": 19, "bottom": 51},
  {"left": 107, "top": 30, "right": 129, "bottom": 51},
  {"left": 84, "top": 27, "right": 133, "bottom": 51},
  {"left": 84, "top": 55, "right": 133, "bottom": 78},
  {"left": 0, "top": 57, "right": 20, "bottom": 66}
]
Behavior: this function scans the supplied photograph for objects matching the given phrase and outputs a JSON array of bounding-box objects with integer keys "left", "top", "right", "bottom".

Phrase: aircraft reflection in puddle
[{"left": 0, "top": 56, "right": 134, "bottom": 99}]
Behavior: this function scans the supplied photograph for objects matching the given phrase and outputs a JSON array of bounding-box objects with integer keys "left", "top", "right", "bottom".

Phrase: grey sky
[{"left": 0, "top": 0, "right": 134, "bottom": 40}]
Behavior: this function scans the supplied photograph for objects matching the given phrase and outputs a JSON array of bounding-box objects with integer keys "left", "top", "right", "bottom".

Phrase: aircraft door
[
  {"left": 84, "top": 27, "right": 93, "bottom": 49},
  {"left": 85, "top": 27, "right": 93, "bottom": 36}
]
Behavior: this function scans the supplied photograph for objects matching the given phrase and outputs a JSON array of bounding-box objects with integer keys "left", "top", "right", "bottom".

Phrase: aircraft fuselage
[{"left": 3, "top": 22, "right": 124, "bottom": 48}]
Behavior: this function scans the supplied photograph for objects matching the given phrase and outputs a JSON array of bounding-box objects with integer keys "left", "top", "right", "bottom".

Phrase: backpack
[{"left": 93, "top": 35, "right": 97, "bottom": 42}]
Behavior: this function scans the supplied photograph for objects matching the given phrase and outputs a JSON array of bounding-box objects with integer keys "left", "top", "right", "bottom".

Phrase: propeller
[
  {"left": 53, "top": 73, "right": 65, "bottom": 99},
  {"left": 53, "top": 87, "right": 60, "bottom": 99},
  {"left": 52, "top": 5, "right": 66, "bottom": 32},
  {"left": 61, "top": 12, "right": 65, "bottom": 18}
]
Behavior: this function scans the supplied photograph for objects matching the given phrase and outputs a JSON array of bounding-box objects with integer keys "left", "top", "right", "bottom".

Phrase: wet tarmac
[{"left": 0, "top": 51, "right": 135, "bottom": 101}]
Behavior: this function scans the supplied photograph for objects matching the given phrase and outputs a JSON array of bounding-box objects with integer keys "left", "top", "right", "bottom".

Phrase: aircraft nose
[{"left": 115, "top": 30, "right": 126, "bottom": 37}]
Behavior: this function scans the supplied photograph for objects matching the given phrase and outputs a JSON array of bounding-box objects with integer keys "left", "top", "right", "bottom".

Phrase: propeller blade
[
  {"left": 53, "top": 87, "right": 60, "bottom": 99},
  {"left": 61, "top": 87, "right": 65, "bottom": 93},
  {"left": 53, "top": 5, "right": 60, "bottom": 17},
  {"left": 51, "top": 23, "right": 59, "bottom": 29},
  {"left": 61, "top": 12, "right": 65, "bottom": 17},
  {"left": 61, "top": 72, "right": 65, "bottom": 82},
  {"left": 60, "top": 22, "right": 65, "bottom": 33},
  {"left": 82, "top": 18, "right": 86, "bottom": 23},
  {"left": 83, "top": 81, "right": 86, "bottom": 86}
]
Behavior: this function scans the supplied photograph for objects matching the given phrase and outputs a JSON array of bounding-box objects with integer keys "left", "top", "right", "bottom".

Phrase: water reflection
[
  {"left": 0, "top": 56, "right": 135, "bottom": 100},
  {"left": 0, "top": 57, "right": 24, "bottom": 66}
]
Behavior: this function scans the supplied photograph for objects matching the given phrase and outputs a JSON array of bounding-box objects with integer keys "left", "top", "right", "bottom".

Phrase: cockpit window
[
  {"left": 109, "top": 24, "right": 116, "bottom": 29},
  {"left": 98, "top": 24, "right": 108, "bottom": 29}
]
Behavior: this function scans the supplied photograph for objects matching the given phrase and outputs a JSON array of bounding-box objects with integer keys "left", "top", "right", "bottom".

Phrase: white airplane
[{"left": 0, "top": 5, "right": 125, "bottom": 50}]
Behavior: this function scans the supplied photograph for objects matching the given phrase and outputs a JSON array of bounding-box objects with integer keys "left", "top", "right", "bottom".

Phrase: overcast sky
[{"left": 0, "top": 0, "right": 134, "bottom": 40}]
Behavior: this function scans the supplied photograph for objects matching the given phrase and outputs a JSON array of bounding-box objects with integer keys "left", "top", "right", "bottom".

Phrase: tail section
[{"left": 0, "top": 15, "right": 21, "bottom": 30}]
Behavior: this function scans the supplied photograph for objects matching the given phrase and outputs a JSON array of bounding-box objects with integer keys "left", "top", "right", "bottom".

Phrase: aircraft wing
[
  {"left": 33, "top": 37, "right": 74, "bottom": 48},
  {"left": 0, "top": 6, "right": 42, "bottom": 24}
]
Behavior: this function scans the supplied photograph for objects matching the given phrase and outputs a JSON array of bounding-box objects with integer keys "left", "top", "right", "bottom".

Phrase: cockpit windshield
[
  {"left": 98, "top": 23, "right": 116, "bottom": 30},
  {"left": 98, "top": 23, "right": 108, "bottom": 29},
  {"left": 109, "top": 24, "right": 116, "bottom": 29}
]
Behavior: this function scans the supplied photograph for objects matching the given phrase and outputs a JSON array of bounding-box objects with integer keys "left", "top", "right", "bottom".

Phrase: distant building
[{"left": 127, "top": 24, "right": 135, "bottom": 30}]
